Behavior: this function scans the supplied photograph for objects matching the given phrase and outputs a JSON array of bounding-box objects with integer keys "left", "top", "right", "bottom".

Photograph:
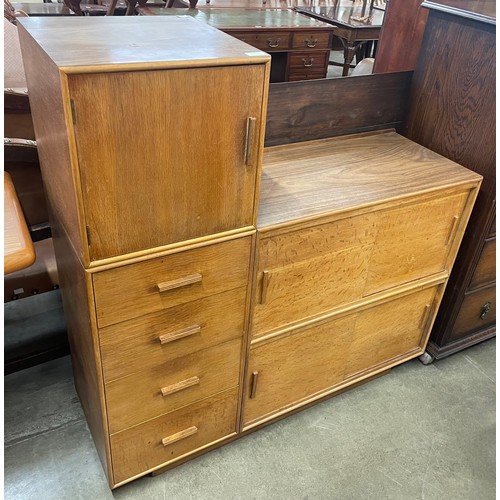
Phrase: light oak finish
[
  {"left": 110, "top": 388, "right": 238, "bottom": 485},
  {"left": 106, "top": 339, "right": 241, "bottom": 434},
  {"left": 99, "top": 287, "right": 247, "bottom": 382},
  {"left": 244, "top": 283, "right": 442, "bottom": 426},
  {"left": 93, "top": 237, "right": 251, "bottom": 328},
  {"left": 4, "top": 172, "right": 35, "bottom": 274}
]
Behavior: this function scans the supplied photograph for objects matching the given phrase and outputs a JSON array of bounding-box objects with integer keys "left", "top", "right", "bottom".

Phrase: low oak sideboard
[{"left": 19, "top": 16, "right": 481, "bottom": 489}]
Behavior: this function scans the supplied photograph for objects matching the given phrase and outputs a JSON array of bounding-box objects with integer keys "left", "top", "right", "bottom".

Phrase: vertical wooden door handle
[
  {"left": 446, "top": 215, "right": 460, "bottom": 246},
  {"left": 161, "top": 426, "right": 198, "bottom": 447},
  {"left": 260, "top": 270, "right": 270, "bottom": 304},
  {"left": 421, "top": 304, "right": 434, "bottom": 332},
  {"left": 244, "top": 117, "right": 257, "bottom": 166},
  {"left": 419, "top": 304, "right": 431, "bottom": 330},
  {"left": 250, "top": 371, "right": 259, "bottom": 399}
]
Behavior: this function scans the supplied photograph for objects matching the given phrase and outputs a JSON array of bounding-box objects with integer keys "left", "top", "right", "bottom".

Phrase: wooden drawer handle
[
  {"left": 250, "top": 371, "right": 259, "bottom": 399},
  {"left": 157, "top": 273, "right": 202, "bottom": 293},
  {"left": 305, "top": 37, "right": 318, "bottom": 48},
  {"left": 267, "top": 38, "right": 281, "bottom": 48},
  {"left": 161, "top": 376, "right": 200, "bottom": 397},
  {"left": 159, "top": 324, "right": 201, "bottom": 345},
  {"left": 162, "top": 426, "right": 198, "bottom": 447},
  {"left": 302, "top": 57, "right": 314, "bottom": 67},
  {"left": 445, "top": 215, "right": 460, "bottom": 246},
  {"left": 260, "top": 270, "right": 270, "bottom": 304}
]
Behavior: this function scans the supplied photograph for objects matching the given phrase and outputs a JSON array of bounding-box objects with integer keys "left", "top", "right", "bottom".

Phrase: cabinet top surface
[
  {"left": 423, "top": 0, "right": 495, "bottom": 24},
  {"left": 17, "top": 17, "right": 271, "bottom": 71},
  {"left": 258, "top": 131, "right": 482, "bottom": 229},
  {"left": 138, "top": 8, "right": 334, "bottom": 30}
]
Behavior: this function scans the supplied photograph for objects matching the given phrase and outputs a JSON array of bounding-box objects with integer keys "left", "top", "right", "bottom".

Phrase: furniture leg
[{"left": 340, "top": 39, "right": 363, "bottom": 76}]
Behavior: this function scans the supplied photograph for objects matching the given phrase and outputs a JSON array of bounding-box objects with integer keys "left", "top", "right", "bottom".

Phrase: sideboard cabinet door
[{"left": 69, "top": 64, "right": 267, "bottom": 261}]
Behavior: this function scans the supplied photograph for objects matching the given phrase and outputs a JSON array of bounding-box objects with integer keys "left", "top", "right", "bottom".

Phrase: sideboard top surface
[
  {"left": 258, "top": 131, "right": 482, "bottom": 229},
  {"left": 17, "top": 17, "right": 270, "bottom": 72}
]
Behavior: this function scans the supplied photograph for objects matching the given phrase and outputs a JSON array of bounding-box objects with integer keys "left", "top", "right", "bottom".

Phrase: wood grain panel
[
  {"left": 110, "top": 388, "right": 238, "bottom": 485},
  {"left": 17, "top": 23, "right": 85, "bottom": 261},
  {"left": 264, "top": 72, "right": 413, "bottom": 146},
  {"left": 106, "top": 339, "right": 241, "bottom": 433},
  {"left": 364, "top": 191, "right": 469, "bottom": 294},
  {"left": 469, "top": 238, "right": 495, "bottom": 290},
  {"left": 100, "top": 287, "right": 247, "bottom": 382},
  {"left": 259, "top": 131, "right": 482, "bottom": 229},
  {"left": 243, "top": 315, "right": 354, "bottom": 425},
  {"left": 345, "top": 286, "right": 440, "bottom": 378},
  {"left": 93, "top": 236, "right": 251, "bottom": 328},
  {"left": 69, "top": 65, "right": 266, "bottom": 261}
]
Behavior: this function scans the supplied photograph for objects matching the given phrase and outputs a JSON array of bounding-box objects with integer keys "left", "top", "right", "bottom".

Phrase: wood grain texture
[
  {"left": 244, "top": 283, "right": 441, "bottom": 426},
  {"left": 49, "top": 225, "right": 113, "bottom": 486},
  {"left": 4, "top": 172, "right": 35, "bottom": 274},
  {"left": 373, "top": 0, "right": 429, "bottom": 73},
  {"left": 99, "top": 287, "right": 247, "bottom": 382},
  {"left": 69, "top": 65, "right": 266, "bottom": 261},
  {"left": 110, "top": 387, "right": 238, "bottom": 485},
  {"left": 469, "top": 238, "right": 495, "bottom": 290},
  {"left": 17, "top": 23, "right": 85, "bottom": 261},
  {"left": 106, "top": 339, "right": 241, "bottom": 434},
  {"left": 16, "top": 17, "right": 271, "bottom": 71},
  {"left": 259, "top": 131, "right": 482, "bottom": 229},
  {"left": 93, "top": 236, "right": 251, "bottom": 328},
  {"left": 264, "top": 73, "right": 413, "bottom": 146},
  {"left": 405, "top": 7, "right": 496, "bottom": 354}
]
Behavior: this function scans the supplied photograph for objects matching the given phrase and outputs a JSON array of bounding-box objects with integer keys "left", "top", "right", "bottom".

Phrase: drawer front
[
  {"left": 93, "top": 236, "right": 251, "bottom": 328},
  {"left": 469, "top": 238, "right": 495, "bottom": 290},
  {"left": 364, "top": 191, "right": 469, "bottom": 295},
  {"left": 106, "top": 338, "right": 241, "bottom": 434},
  {"left": 292, "top": 32, "right": 331, "bottom": 50},
  {"left": 111, "top": 388, "right": 238, "bottom": 485},
  {"left": 230, "top": 31, "right": 292, "bottom": 51},
  {"left": 100, "top": 287, "right": 247, "bottom": 382},
  {"left": 244, "top": 285, "right": 439, "bottom": 426},
  {"left": 287, "top": 72, "right": 325, "bottom": 82},
  {"left": 450, "top": 285, "right": 496, "bottom": 341},
  {"left": 289, "top": 50, "right": 328, "bottom": 71},
  {"left": 253, "top": 213, "right": 378, "bottom": 336}
]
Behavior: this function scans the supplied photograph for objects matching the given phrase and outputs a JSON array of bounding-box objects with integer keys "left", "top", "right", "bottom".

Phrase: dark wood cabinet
[{"left": 405, "top": 0, "right": 496, "bottom": 361}]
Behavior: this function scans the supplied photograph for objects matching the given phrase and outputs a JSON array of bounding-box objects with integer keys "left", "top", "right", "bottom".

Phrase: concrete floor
[{"left": 5, "top": 339, "right": 495, "bottom": 500}]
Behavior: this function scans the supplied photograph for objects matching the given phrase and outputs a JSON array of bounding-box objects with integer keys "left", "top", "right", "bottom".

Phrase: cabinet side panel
[
  {"left": 17, "top": 25, "right": 85, "bottom": 262},
  {"left": 51, "top": 226, "right": 112, "bottom": 485}
]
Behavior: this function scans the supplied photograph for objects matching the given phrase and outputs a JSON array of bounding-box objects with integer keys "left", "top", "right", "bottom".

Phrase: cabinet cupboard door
[
  {"left": 244, "top": 285, "right": 441, "bottom": 426},
  {"left": 69, "top": 65, "right": 266, "bottom": 261}
]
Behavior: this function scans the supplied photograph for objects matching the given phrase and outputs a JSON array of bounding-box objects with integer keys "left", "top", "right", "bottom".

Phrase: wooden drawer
[
  {"left": 253, "top": 213, "right": 378, "bottom": 336},
  {"left": 106, "top": 338, "right": 241, "bottom": 434},
  {"left": 229, "top": 31, "right": 292, "bottom": 51},
  {"left": 450, "top": 284, "right": 496, "bottom": 341},
  {"left": 469, "top": 238, "right": 495, "bottom": 290},
  {"left": 244, "top": 284, "right": 440, "bottom": 426},
  {"left": 287, "top": 72, "right": 325, "bottom": 82},
  {"left": 111, "top": 387, "right": 238, "bottom": 485},
  {"left": 93, "top": 236, "right": 251, "bottom": 328},
  {"left": 100, "top": 287, "right": 247, "bottom": 382},
  {"left": 292, "top": 32, "right": 331, "bottom": 50},
  {"left": 289, "top": 50, "right": 328, "bottom": 71}
]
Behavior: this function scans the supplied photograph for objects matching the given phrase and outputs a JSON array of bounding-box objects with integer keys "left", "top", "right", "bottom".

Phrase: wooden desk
[
  {"left": 296, "top": 1, "right": 385, "bottom": 76},
  {"left": 4, "top": 172, "right": 35, "bottom": 274},
  {"left": 137, "top": 8, "right": 334, "bottom": 82}
]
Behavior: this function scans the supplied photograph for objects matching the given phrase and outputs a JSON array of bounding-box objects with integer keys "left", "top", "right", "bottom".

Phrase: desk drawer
[
  {"left": 469, "top": 238, "right": 495, "bottom": 290},
  {"left": 288, "top": 72, "right": 325, "bottom": 82},
  {"left": 230, "top": 31, "right": 292, "bottom": 51},
  {"left": 289, "top": 51, "right": 328, "bottom": 72},
  {"left": 292, "top": 32, "right": 331, "bottom": 50},
  {"left": 111, "top": 387, "right": 238, "bottom": 485},
  {"left": 93, "top": 236, "right": 251, "bottom": 328},
  {"left": 106, "top": 338, "right": 241, "bottom": 434},
  {"left": 100, "top": 287, "right": 247, "bottom": 382}
]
